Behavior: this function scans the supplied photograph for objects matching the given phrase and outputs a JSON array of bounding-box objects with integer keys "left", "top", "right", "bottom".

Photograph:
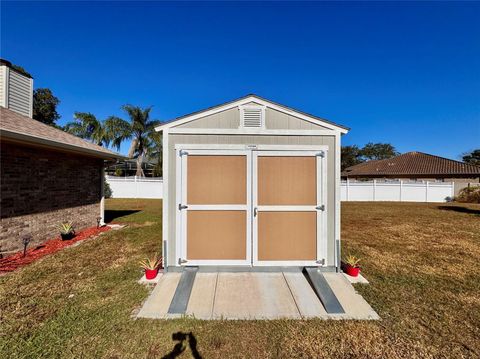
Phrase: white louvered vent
[{"left": 239, "top": 105, "right": 265, "bottom": 129}]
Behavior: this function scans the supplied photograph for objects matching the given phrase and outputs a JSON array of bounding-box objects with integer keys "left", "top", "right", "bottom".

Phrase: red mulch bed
[{"left": 0, "top": 226, "right": 111, "bottom": 273}]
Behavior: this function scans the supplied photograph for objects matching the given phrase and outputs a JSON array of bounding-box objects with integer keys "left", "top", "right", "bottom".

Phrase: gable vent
[{"left": 239, "top": 105, "right": 265, "bottom": 129}]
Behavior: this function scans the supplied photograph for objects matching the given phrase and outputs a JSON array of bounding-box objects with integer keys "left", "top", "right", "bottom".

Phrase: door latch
[
  {"left": 178, "top": 258, "right": 188, "bottom": 265},
  {"left": 316, "top": 205, "right": 325, "bottom": 211},
  {"left": 178, "top": 204, "right": 188, "bottom": 211}
]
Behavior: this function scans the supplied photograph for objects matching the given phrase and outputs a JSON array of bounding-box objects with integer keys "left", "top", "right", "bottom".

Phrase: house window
[{"left": 239, "top": 105, "right": 265, "bottom": 129}]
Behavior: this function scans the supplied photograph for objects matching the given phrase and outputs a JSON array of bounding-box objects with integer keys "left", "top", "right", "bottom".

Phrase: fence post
[
  {"left": 346, "top": 178, "right": 350, "bottom": 201},
  {"left": 399, "top": 180, "right": 403, "bottom": 202},
  {"left": 373, "top": 179, "right": 376, "bottom": 201},
  {"left": 425, "top": 181, "right": 429, "bottom": 202},
  {"left": 135, "top": 175, "right": 138, "bottom": 199}
]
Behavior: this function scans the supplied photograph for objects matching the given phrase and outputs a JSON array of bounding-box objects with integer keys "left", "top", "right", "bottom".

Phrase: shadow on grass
[
  {"left": 162, "top": 332, "right": 202, "bottom": 359},
  {"left": 104, "top": 210, "right": 140, "bottom": 223},
  {"left": 437, "top": 206, "right": 480, "bottom": 215}
]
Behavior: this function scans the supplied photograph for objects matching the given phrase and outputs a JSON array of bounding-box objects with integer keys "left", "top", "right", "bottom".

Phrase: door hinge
[
  {"left": 316, "top": 205, "right": 325, "bottom": 211},
  {"left": 178, "top": 204, "right": 188, "bottom": 211},
  {"left": 316, "top": 258, "right": 325, "bottom": 265},
  {"left": 178, "top": 258, "right": 188, "bottom": 265},
  {"left": 179, "top": 150, "right": 189, "bottom": 157},
  {"left": 316, "top": 150, "right": 325, "bottom": 158}
]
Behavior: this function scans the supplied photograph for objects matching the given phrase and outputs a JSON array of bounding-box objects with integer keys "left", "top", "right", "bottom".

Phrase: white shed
[{"left": 156, "top": 95, "right": 349, "bottom": 272}]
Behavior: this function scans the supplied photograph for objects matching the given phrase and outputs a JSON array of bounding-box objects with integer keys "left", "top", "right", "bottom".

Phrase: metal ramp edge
[
  {"left": 167, "top": 266, "right": 198, "bottom": 314},
  {"left": 304, "top": 267, "right": 345, "bottom": 314}
]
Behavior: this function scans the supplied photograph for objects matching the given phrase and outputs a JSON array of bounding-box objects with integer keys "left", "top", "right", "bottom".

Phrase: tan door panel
[
  {"left": 258, "top": 156, "right": 316, "bottom": 205},
  {"left": 258, "top": 211, "right": 316, "bottom": 261},
  {"left": 187, "top": 211, "right": 247, "bottom": 260},
  {"left": 187, "top": 155, "right": 246, "bottom": 205}
]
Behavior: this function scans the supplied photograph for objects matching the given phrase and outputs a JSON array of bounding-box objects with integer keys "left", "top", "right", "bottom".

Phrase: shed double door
[{"left": 177, "top": 148, "right": 326, "bottom": 267}]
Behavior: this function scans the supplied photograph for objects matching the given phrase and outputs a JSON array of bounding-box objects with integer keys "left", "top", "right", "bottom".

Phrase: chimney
[{"left": 0, "top": 59, "right": 34, "bottom": 118}]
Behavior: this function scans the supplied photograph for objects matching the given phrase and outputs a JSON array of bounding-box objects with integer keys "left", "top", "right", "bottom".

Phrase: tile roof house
[
  {"left": 0, "top": 60, "right": 123, "bottom": 254},
  {"left": 342, "top": 151, "right": 480, "bottom": 183}
]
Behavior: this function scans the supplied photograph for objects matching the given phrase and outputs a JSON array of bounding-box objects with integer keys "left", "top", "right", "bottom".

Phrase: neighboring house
[
  {"left": 156, "top": 94, "right": 349, "bottom": 272},
  {"left": 0, "top": 61, "right": 122, "bottom": 254},
  {"left": 342, "top": 151, "right": 480, "bottom": 183},
  {"left": 106, "top": 158, "right": 159, "bottom": 177}
]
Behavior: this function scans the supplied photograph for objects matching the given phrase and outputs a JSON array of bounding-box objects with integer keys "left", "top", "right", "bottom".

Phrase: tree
[
  {"left": 65, "top": 112, "right": 111, "bottom": 147},
  {"left": 341, "top": 145, "right": 363, "bottom": 171},
  {"left": 11, "top": 64, "right": 32, "bottom": 78},
  {"left": 462, "top": 149, "right": 480, "bottom": 166},
  {"left": 108, "top": 105, "right": 161, "bottom": 177},
  {"left": 33, "top": 88, "right": 61, "bottom": 125},
  {"left": 360, "top": 142, "right": 399, "bottom": 161}
]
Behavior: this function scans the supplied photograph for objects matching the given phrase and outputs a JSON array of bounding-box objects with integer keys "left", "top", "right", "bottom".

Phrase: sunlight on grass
[{"left": 0, "top": 200, "right": 479, "bottom": 358}]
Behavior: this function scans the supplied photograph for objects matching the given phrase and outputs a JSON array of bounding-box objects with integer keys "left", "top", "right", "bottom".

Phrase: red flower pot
[
  {"left": 344, "top": 264, "right": 360, "bottom": 277},
  {"left": 145, "top": 268, "right": 159, "bottom": 280}
]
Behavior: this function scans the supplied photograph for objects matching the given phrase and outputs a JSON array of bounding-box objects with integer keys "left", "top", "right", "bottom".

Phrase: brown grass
[{"left": 0, "top": 200, "right": 479, "bottom": 358}]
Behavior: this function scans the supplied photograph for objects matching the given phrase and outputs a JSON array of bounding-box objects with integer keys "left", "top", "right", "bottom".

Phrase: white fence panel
[
  {"left": 106, "top": 176, "right": 163, "bottom": 199},
  {"left": 341, "top": 180, "right": 454, "bottom": 203}
]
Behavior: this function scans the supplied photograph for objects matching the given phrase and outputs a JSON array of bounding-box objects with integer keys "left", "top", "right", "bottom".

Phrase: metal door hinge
[
  {"left": 254, "top": 207, "right": 258, "bottom": 217},
  {"left": 316, "top": 150, "right": 325, "bottom": 158},
  {"left": 316, "top": 259, "right": 325, "bottom": 265},
  {"left": 179, "top": 150, "right": 189, "bottom": 156},
  {"left": 316, "top": 205, "right": 325, "bottom": 211},
  {"left": 178, "top": 204, "right": 188, "bottom": 211},
  {"left": 178, "top": 258, "right": 188, "bottom": 265}
]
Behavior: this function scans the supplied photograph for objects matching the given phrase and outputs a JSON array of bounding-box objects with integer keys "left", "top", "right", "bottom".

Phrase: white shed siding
[
  {"left": 166, "top": 134, "right": 338, "bottom": 268},
  {"left": 7, "top": 70, "right": 33, "bottom": 117}
]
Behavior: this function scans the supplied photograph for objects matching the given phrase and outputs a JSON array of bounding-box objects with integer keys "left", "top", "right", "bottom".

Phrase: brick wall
[{"left": 0, "top": 142, "right": 103, "bottom": 253}]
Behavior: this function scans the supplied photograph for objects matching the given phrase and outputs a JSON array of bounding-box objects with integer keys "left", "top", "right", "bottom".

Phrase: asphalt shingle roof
[
  {"left": 0, "top": 106, "right": 122, "bottom": 160},
  {"left": 343, "top": 151, "right": 480, "bottom": 177}
]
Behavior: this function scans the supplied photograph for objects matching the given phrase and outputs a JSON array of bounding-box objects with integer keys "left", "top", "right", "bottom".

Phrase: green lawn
[{"left": 1, "top": 199, "right": 479, "bottom": 358}]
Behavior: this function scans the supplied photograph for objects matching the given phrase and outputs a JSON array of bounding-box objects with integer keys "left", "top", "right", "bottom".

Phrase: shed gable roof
[
  {"left": 155, "top": 94, "right": 349, "bottom": 133},
  {"left": 343, "top": 151, "right": 480, "bottom": 177},
  {"left": 0, "top": 106, "right": 124, "bottom": 160}
]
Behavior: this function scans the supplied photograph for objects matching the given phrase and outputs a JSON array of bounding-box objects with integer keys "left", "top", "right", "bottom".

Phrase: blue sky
[{"left": 1, "top": 1, "right": 479, "bottom": 159}]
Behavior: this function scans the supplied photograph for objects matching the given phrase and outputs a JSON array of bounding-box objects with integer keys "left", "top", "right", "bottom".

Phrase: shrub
[
  {"left": 114, "top": 168, "right": 123, "bottom": 177},
  {"left": 456, "top": 186, "right": 480, "bottom": 203},
  {"left": 104, "top": 177, "right": 112, "bottom": 199}
]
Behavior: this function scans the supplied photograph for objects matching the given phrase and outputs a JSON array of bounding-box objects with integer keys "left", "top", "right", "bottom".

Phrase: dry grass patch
[{"left": 1, "top": 199, "right": 479, "bottom": 358}]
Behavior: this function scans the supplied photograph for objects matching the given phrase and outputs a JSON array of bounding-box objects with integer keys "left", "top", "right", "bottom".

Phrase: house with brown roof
[
  {"left": 0, "top": 60, "right": 123, "bottom": 254},
  {"left": 342, "top": 152, "right": 480, "bottom": 194}
]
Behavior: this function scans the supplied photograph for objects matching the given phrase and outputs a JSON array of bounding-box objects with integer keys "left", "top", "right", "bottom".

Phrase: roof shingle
[
  {"left": 343, "top": 151, "right": 480, "bottom": 177},
  {"left": 0, "top": 106, "right": 122, "bottom": 160}
]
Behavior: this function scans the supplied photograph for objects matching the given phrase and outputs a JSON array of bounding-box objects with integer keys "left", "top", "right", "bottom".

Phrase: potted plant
[
  {"left": 59, "top": 222, "right": 75, "bottom": 240},
  {"left": 140, "top": 255, "right": 162, "bottom": 280},
  {"left": 342, "top": 254, "right": 361, "bottom": 277}
]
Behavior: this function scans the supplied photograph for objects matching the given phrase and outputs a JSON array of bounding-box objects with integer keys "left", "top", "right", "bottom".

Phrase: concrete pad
[
  {"left": 323, "top": 273, "right": 379, "bottom": 320},
  {"left": 213, "top": 272, "right": 301, "bottom": 319},
  {"left": 186, "top": 273, "right": 218, "bottom": 319},
  {"left": 136, "top": 273, "right": 181, "bottom": 319},
  {"left": 343, "top": 273, "right": 369, "bottom": 284},
  {"left": 283, "top": 272, "right": 328, "bottom": 318}
]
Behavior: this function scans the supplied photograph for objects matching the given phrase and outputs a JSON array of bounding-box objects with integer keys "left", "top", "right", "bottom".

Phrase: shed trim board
[
  {"left": 156, "top": 95, "right": 348, "bottom": 134},
  {"left": 159, "top": 96, "right": 348, "bottom": 271},
  {"left": 168, "top": 128, "right": 341, "bottom": 136}
]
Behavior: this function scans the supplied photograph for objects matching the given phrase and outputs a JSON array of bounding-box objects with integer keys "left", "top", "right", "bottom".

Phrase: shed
[{"left": 156, "top": 95, "right": 349, "bottom": 271}]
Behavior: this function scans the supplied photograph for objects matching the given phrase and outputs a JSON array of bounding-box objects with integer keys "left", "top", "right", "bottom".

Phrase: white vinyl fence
[
  {"left": 106, "top": 176, "right": 163, "bottom": 199},
  {"left": 341, "top": 180, "right": 454, "bottom": 203}
]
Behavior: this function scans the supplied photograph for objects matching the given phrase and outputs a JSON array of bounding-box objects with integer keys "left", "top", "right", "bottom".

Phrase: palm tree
[
  {"left": 65, "top": 112, "right": 112, "bottom": 147},
  {"left": 107, "top": 105, "right": 161, "bottom": 177}
]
